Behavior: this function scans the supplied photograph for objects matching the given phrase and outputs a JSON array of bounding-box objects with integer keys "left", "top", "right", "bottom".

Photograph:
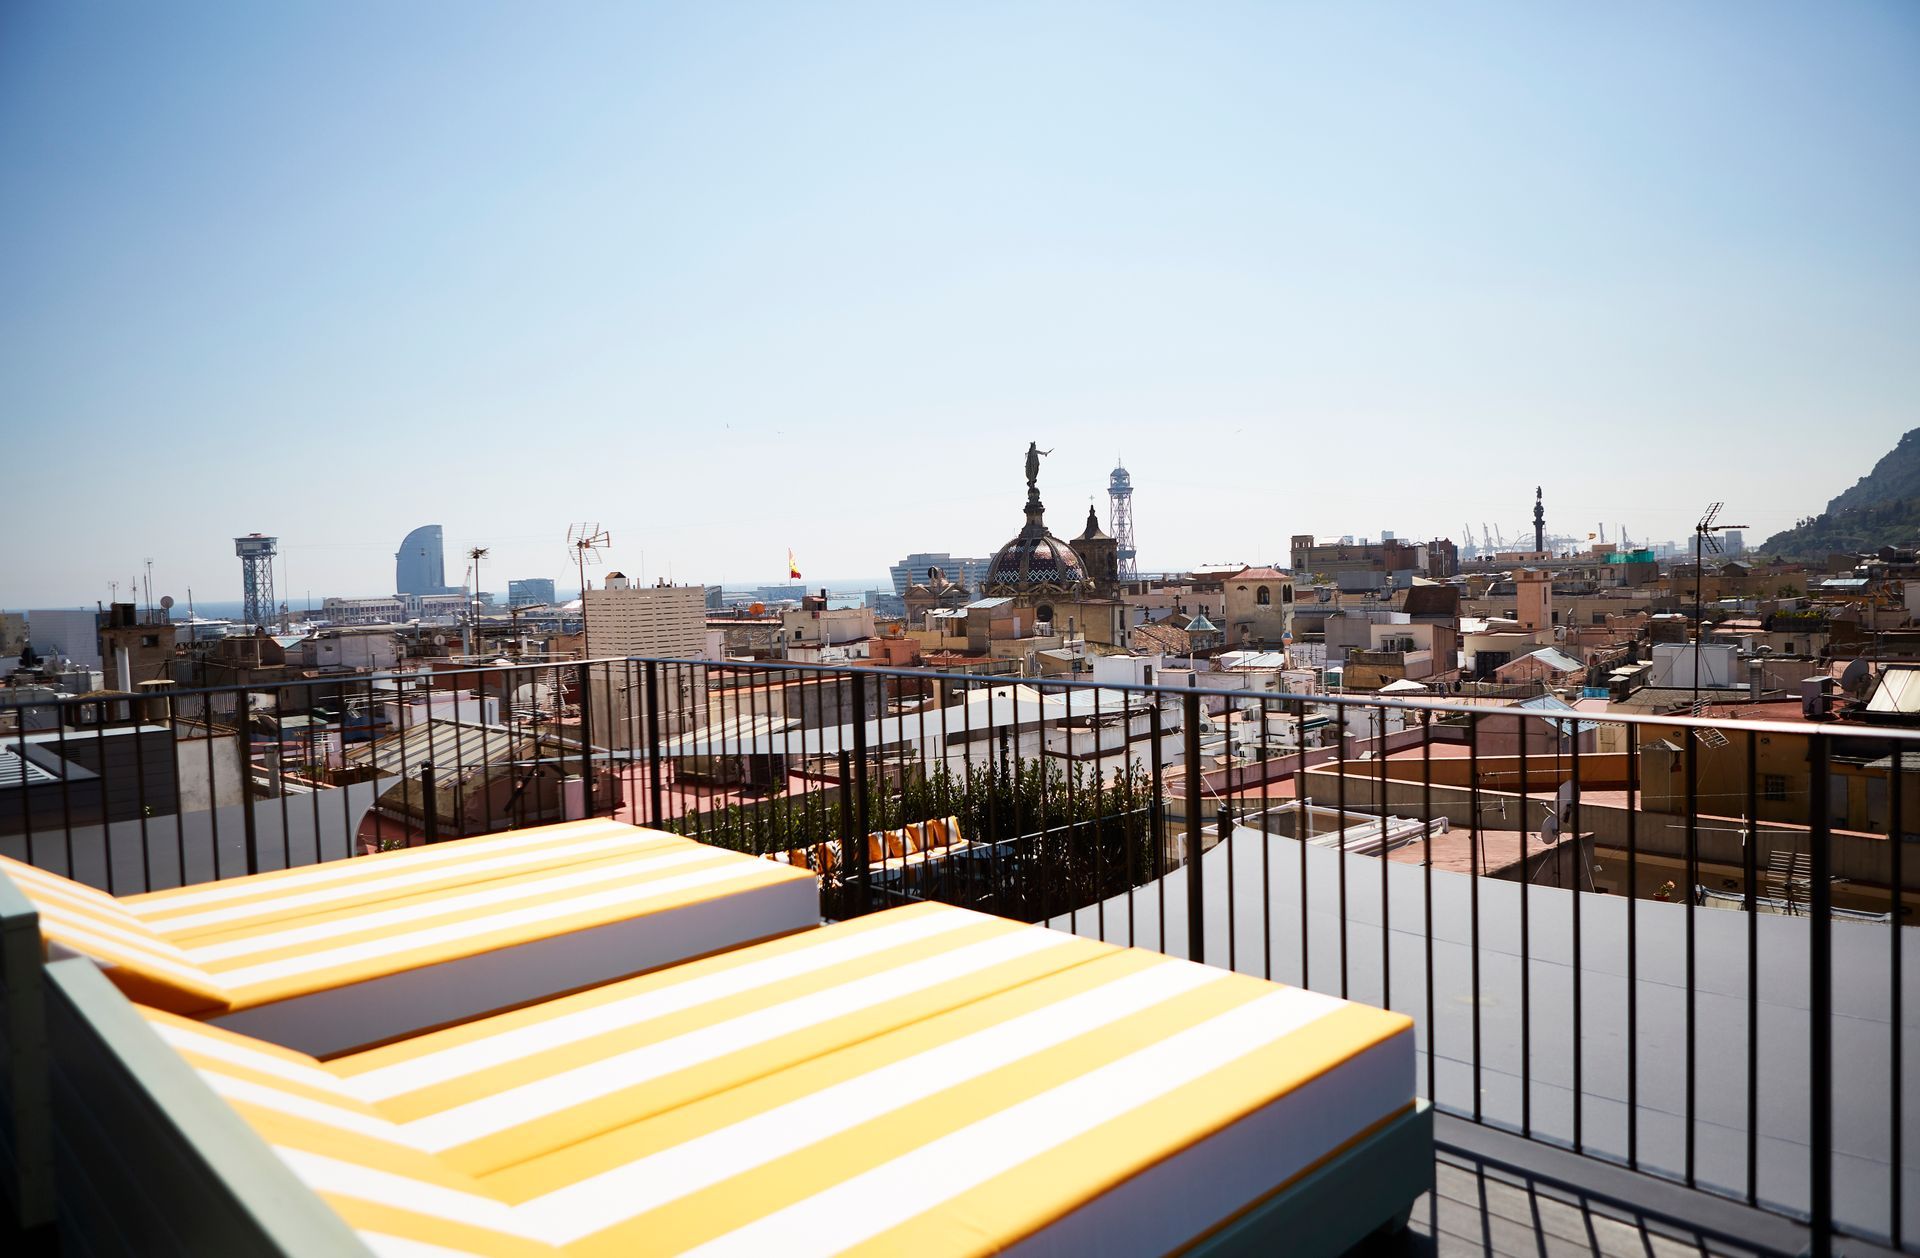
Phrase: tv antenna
[
  {"left": 464, "top": 546, "right": 490, "bottom": 657},
  {"left": 1691, "top": 502, "right": 1749, "bottom": 713},
  {"left": 567, "top": 524, "right": 610, "bottom": 658}
]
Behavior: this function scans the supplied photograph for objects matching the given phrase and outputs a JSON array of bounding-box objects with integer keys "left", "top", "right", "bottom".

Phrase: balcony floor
[
  {"left": 1409, "top": 1151, "right": 1747, "bottom": 1258},
  {"left": 1399, "top": 1115, "right": 1885, "bottom": 1258}
]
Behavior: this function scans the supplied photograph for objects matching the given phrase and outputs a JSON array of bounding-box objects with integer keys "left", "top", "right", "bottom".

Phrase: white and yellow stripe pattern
[
  {"left": 1, "top": 820, "right": 817, "bottom": 1015},
  {"left": 145, "top": 902, "right": 1416, "bottom": 1256}
]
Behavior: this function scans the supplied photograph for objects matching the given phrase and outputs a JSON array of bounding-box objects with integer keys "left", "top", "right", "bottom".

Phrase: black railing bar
[
  {"left": 130, "top": 704, "right": 151, "bottom": 892},
  {"left": 849, "top": 669, "right": 871, "bottom": 917},
  {"left": 1223, "top": 803, "right": 1236, "bottom": 973},
  {"left": 1422, "top": 709, "right": 1436, "bottom": 1107},
  {"left": 1627, "top": 728, "right": 1641, "bottom": 1170},
  {"left": 1183, "top": 682, "right": 1203, "bottom": 965},
  {"left": 1337, "top": 707, "right": 1349, "bottom": 999},
  {"left": 1376, "top": 706, "right": 1390, "bottom": 1014},
  {"left": 1066, "top": 683, "right": 1078, "bottom": 939},
  {"left": 1888, "top": 744, "right": 1905, "bottom": 1251},
  {"left": 56, "top": 716, "right": 74, "bottom": 879},
  {"left": 1744, "top": 729, "right": 1760, "bottom": 1208},
  {"left": 16, "top": 718, "right": 37, "bottom": 876},
  {"left": 1808, "top": 734, "right": 1834, "bottom": 1258},
  {"left": 1519, "top": 710, "right": 1532, "bottom": 1139},
  {"left": 1259, "top": 695, "right": 1273, "bottom": 981},
  {"left": 1469, "top": 710, "right": 1484, "bottom": 1124},
  {"left": 1685, "top": 725, "right": 1699, "bottom": 1187},
  {"left": 1296, "top": 697, "right": 1310, "bottom": 990},
  {"left": 1149, "top": 695, "right": 1163, "bottom": 955},
  {"left": 93, "top": 716, "right": 115, "bottom": 895},
  {"left": 1570, "top": 719, "right": 1584, "bottom": 1153}
]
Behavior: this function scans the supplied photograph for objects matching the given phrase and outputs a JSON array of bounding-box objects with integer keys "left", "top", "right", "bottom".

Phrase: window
[
  {"left": 1282, "top": 585, "right": 1294, "bottom": 604},
  {"left": 1763, "top": 774, "right": 1787, "bottom": 802},
  {"left": 1256, "top": 586, "right": 1271, "bottom": 606}
]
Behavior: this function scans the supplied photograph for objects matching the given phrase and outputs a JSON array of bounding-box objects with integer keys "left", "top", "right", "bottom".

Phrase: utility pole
[{"left": 1692, "top": 503, "right": 1748, "bottom": 712}]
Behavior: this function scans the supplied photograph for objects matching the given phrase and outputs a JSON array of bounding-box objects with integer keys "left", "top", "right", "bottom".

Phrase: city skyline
[{"left": 4, "top": 3, "right": 1916, "bottom": 605}]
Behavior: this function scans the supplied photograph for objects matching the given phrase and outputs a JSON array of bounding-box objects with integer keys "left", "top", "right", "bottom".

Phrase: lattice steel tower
[
  {"left": 234, "top": 534, "right": 278, "bottom": 631},
  {"left": 1109, "top": 459, "right": 1137, "bottom": 581}
]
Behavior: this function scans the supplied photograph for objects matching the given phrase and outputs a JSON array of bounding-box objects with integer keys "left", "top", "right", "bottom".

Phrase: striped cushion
[
  {"left": 4, "top": 821, "right": 818, "bottom": 1016},
  {"left": 0, "top": 854, "right": 228, "bottom": 1013},
  {"left": 142, "top": 902, "right": 1415, "bottom": 1256},
  {"left": 124, "top": 820, "right": 687, "bottom": 943}
]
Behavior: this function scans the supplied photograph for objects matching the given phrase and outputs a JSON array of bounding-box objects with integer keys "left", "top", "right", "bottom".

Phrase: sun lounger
[
  {"left": 42, "top": 900, "right": 1430, "bottom": 1256},
  {"left": 0, "top": 819, "right": 818, "bottom": 1056},
  {"left": 1, "top": 821, "right": 818, "bottom": 1230}
]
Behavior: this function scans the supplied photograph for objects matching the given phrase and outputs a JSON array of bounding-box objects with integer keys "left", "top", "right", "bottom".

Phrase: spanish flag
[{"left": 788, "top": 549, "right": 802, "bottom": 580}]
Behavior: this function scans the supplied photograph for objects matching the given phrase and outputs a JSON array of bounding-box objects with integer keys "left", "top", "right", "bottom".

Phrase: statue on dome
[{"left": 1025, "top": 442, "right": 1052, "bottom": 491}]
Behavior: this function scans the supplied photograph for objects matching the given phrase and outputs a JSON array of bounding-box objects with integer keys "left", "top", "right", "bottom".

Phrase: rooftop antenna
[
  {"left": 465, "top": 546, "right": 490, "bottom": 657},
  {"left": 1691, "top": 502, "right": 1748, "bottom": 713},
  {"left": 567, "top": 524, "right": 610, "bottom": 658}
]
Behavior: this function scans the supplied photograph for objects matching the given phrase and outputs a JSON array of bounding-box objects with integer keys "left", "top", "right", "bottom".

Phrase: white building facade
[{"left": 582, "top": 575, "right": 712, "bottom": 746}]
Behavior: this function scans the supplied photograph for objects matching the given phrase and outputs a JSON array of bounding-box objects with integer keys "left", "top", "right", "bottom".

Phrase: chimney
[{"left": 1748, "top": 658, "right": 1764, "bottom": 701}]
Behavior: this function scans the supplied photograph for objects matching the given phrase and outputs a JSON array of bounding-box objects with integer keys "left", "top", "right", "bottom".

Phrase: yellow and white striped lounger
[
  {"left": 73, "top": 902, "right": 1425, "bottom": 1256},
  {"left": 0, "top": 819, "right": 819, "bottom": 1055}
]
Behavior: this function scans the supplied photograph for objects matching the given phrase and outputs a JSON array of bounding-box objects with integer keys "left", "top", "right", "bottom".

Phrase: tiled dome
[{"left": 987, "top": 530, "right": 1088, "bottom": 593}]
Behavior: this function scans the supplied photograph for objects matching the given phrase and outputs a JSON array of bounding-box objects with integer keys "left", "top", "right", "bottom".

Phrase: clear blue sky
[{"left": 3, "top": 1, "right": 1915, "bottom": 607}]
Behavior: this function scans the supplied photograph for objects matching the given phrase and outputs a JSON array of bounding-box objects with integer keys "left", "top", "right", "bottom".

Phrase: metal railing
[{"left": 2, "top": 653, "right": 1914, "bottom": 1253}]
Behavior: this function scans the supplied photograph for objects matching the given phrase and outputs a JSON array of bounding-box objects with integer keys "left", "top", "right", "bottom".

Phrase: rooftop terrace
[{"left": 0, "top": 656, "right": 1912, "bottom": 1256}]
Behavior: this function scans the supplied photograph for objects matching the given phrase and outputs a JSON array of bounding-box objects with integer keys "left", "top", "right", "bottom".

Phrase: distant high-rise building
[
  {"left": 395, "top": 524, "right": 451, "bottom": 596},
  {"left": 1109, "top": 460, "right": 1137, "bottom": 581},
  {"left": 234, "top": 534, "right": 278, "bottom": 630},
  {"left": 1723, "top": 530, "right": 1746, "bottom": 557},
  {"left": 508, "top": 578, "right": 556, "bottom": 607},
  {"left": 889, "top": 553, "right": 992, "bottom": 598},
  {"left": 581, "top": 574, "right": 710, "bottom": 746}
]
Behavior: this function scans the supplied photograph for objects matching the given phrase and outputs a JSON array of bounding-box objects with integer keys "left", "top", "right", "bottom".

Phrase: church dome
[{"left": 986, "top": 530, "right": 1088, "bottom": 593}]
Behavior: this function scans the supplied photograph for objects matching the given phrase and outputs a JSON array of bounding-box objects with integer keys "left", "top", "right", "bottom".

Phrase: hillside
[{"left": 1757, "top": 427, "right": 1920, "bottom": 557}]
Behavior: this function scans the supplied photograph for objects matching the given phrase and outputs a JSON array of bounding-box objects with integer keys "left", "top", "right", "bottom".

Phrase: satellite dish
[
  {"left": 1839, "top": 657, "right": 1872, "bottom": 698},
  {"left": 432, "top": 634, "right": 448, "bottom": 647},
  {"left": 159, "top": 595, "right": 175, "bottom": 610}
]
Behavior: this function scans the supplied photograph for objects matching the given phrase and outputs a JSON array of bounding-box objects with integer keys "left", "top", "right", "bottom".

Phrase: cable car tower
[{"left": 1109, "top": 458, "right": 1137, "bottom": 581}]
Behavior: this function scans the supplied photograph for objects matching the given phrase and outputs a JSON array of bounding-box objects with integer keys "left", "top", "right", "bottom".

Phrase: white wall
[
  {"left": 26, "top": 609, "right": 101, "bottom": 668},
  {"left": 1648, "top": 641, "right": 1738, "bottom": 689}
]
